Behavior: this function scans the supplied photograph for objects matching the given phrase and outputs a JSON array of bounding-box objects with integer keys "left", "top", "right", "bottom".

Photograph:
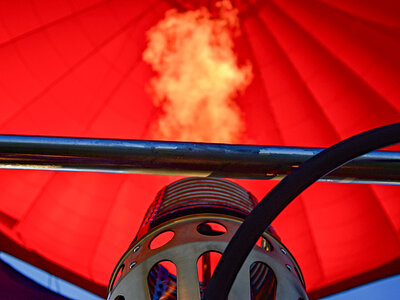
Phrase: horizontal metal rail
[{"left": 0, "top": 135, "right": 399, "bottom": 184}]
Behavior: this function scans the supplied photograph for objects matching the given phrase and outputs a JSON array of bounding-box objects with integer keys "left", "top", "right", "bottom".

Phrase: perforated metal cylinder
[{"left": 107, "top": 178, "right": 308, "bottom": 300}]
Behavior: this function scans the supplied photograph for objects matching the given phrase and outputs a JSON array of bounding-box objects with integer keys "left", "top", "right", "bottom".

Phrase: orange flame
[{"left": 143, "top": 3, "right": 252, "bottom": 143}]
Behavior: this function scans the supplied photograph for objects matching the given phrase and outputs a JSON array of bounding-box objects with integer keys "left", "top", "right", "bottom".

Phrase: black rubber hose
[{"left": 204, "top": 123, "right": 400, "bottom": 300}]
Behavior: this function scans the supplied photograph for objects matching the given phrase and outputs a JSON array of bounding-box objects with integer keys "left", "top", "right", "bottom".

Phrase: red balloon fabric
[{"left": 0, "top": 0, "right": 399, "bottom": 299}]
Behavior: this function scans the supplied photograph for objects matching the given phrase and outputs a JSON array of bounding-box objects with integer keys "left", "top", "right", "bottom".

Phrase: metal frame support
[{"left": 0, "top": 135, "right": 399, "bottom": 184}]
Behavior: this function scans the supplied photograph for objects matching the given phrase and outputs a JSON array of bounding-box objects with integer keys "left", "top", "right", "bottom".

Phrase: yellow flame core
[{"left": 143, "top": 6, "right": 253, "bottom": 143}]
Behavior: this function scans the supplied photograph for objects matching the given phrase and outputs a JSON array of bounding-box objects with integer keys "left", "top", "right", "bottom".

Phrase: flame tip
[{"left": 143, "top": 6, "right": 253, "bottom": 144}]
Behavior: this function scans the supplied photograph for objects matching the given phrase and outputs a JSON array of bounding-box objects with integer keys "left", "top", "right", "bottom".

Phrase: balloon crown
[{"left": 175, "top": 0, "right": 258, "bottom": 16}]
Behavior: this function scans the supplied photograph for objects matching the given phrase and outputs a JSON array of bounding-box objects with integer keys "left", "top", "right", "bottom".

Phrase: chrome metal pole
[{"left": 0, "top": 135, "right": 399, "bottom": 184}]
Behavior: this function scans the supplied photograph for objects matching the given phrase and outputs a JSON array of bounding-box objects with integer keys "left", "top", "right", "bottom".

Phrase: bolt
[
  {"left": 286, "top": 264, "right": 292, "bottom": 271},
  {"left": 133, "top": 245, "right": 140, "bottom": 252},
  {"left": 130, "top": 262, "right": 136, "bottom": 269},
  {"left": 281, "top": 248, "right": 287, "bottom": 255}
]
